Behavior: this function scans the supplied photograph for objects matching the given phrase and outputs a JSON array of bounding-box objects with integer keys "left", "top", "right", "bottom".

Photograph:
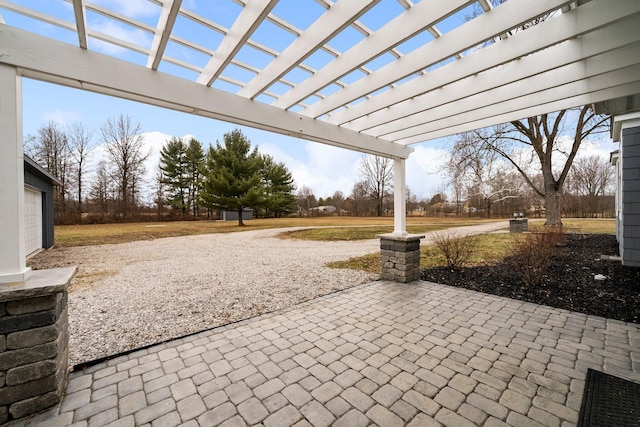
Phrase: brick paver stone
[
  {"left": 133, "top": 398, "right": 176, "bottom": 425},
  {"left": 282, "top": 383, "right": 313, "bottom": 407},
  {"left": 333, "top": 409, "right": 370, "bottom": 427},
  {"left": 237, "top": 397, "right": 269, "bottom": 424},
  {"left": 197, "top": 401, "right": 237, "bottom": 425},
  {"left": 264, "top": 405, "right": 302, "bottom": 427},
  {"left": 152, "top": 411, "right": 181, "bottom": 427},
  {"left": 367, "top": 404, "right": 404, "bottom": 427},
  {"left": 372, "top": 384, "right": 403, "bottom": 406},
  {"left": 300, "top": 400, "right": 336, "bottom": 427},
  {"left": 341, "top": 387, "right": 375, "bottom": 412},
  {"left": 118, "top": 390, "right": 147, "bottom": 417},
  {"left": 177, "top": 394, "right": 206, "bottom": 421}
]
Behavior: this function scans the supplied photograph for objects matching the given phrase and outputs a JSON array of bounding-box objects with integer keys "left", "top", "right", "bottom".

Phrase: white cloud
[
  {"left": 259, "top": 141, "right": 361, "bottom": 199},
  {"left": 40, "top": 110, "right": 82, "bottom": 128},
  {"left": 91, "top": 0, "right": 157, "bottom": 18},
  {"left": 90, "top": 20, "right": 151, "bottom": 56},
  {"left": 406, "top": 144, "right": 450, "bottom": 198}
]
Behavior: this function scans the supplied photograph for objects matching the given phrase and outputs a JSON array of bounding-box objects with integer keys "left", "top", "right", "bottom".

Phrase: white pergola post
[
  {"left": 0, "top": 64, "right": 29, "bottom": 283},
  {"left": 393, "top": 157, "right": 407, "bottom": 236}
]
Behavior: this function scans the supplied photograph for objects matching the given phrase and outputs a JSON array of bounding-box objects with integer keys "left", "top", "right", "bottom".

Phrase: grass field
[
  {"left": 53, "top": 216, "right": 614, "bottom": 248},
  {"left": 54, "top": 217, "right": 392, "bottom": 246},
  {"left": 328, "top": 218, "right": 616, "bottom": 273},
  {"left": 278, "top": 219, "right": 494, "bottom": 241}
]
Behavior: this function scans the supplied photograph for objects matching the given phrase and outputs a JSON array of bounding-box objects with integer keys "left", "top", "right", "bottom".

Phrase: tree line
[
  {"left": 25, "top": 107, "right": 615, "bottom": 226},
  {"left": 25, "top": 116, "right": 298, "bottom": 225}
]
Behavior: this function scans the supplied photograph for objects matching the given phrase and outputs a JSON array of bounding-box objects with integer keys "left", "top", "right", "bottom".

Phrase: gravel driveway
[{"left": 27, "top": 222, "right": 506, "bottom": 366}]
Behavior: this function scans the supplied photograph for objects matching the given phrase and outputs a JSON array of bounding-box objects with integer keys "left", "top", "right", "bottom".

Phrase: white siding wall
[{"left": 24, "top": 187, "right": 42, "bottom": 256}]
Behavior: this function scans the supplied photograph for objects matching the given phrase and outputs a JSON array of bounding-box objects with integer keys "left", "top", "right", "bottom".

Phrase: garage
[
  {"left": 24, "top": 186, "right": 42, "bottom": 256},
  {"left": 23, "top": 155, "right": 59, "bottom": 256}
]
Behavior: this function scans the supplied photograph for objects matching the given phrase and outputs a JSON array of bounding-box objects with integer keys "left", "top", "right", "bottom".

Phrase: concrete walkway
[{"left": 15, "top": 279, "right": 640, "bottom": 426}]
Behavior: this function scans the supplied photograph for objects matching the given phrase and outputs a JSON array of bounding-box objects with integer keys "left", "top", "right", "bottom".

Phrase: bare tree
[
  {"left": 296, "top": 186, "right": 316, "bottom": 216},
  {"left": 350, "top": 180, "right": 369, "bottom": 216},
  {"left": 568, "top": 155, "right": 614, "bottom": 217},
  {"left": 25, "top": 121, "right": 72, "bottom": 221},
  {"left": 89, "top": 160, "right": 111, "bottom": 219},
  {"left": 466, "top": 108, "right": 609, "bottom": 225},
  {"left": 457, "top": 2, "right": 610, "bottom": 226},
  {"left": 449, "top": 133, "right": 525, "bottom": 217},
  {"left": 67, "top": 122, "right": 94, "bottom": 218},
  {"left": 100, "top": 115, "right": 149, "bottom": 218},
  {"left": 359, "top": 155, "right": 393, "bottom": 217},
  {"left": 331, "top": 190, "right": 345, "bottom": 215}
]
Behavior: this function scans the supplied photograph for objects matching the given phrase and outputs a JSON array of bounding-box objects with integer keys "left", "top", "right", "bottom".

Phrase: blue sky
[{"left": 8, "top": 0, "right": 618, "bottom": 202}]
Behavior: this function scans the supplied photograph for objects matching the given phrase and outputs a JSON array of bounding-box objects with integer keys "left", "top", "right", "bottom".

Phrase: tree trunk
[
  {"left": 545, "top": 188, "right": 563, "bottom": 227},
  {"left": 238, "top": 207, "right": 244, "bottom": 226}
]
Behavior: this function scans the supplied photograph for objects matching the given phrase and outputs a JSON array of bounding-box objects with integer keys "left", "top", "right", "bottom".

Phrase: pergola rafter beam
[
  {"left": 388, "top": 59, "right": 640, "bottom": 142},
  {"left": 71, "top": 0, "right": 88, "bottom": 49},
  {"left": 402, "top": 80, "right": 640, "bottom": 143},
  {"left": 238, "top": 0, "right": 380, "bottom": 100},
  {"left": 196, "top": 0, "right": 278, "bottom": 87},
  {"left": 352, "top": 17, "right": 640, "bottom": 135},
  {"left": 328, "top": 0, "right": 640, "bottom": 127},
  {"left": 147, "top": 0, "right": 182, "bottom": 70},
  {"left": 302, "top": 0, "right": 574, "bottom": 119},
  {"left": 273, "top": 0, "right": 475, "bottom": 110}
]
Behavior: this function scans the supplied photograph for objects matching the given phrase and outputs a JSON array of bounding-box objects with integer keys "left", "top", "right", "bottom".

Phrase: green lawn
[{"left": 327, "top": 218, "right": 616, "bottom": 273}]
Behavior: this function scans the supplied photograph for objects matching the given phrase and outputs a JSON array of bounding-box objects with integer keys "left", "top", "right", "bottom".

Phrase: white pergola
[{"left": 1, "top": 0, "right": 640, "bottom": 283}]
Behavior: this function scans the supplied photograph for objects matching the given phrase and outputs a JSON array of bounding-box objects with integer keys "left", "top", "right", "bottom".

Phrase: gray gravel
[
  {"left": 28, "top": 222, "right": 507, "bottom": 367},
  {"left": 29, "top": 227, "right": 380, "bottom": 366}
]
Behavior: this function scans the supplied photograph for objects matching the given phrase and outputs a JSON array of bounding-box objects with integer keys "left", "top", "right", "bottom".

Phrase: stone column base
[
  {"left": 378, "top": 234, "right": 425, "bottom": 283},
  {"left": 0, "top": 267, "right": 76, "bottom": 423}
]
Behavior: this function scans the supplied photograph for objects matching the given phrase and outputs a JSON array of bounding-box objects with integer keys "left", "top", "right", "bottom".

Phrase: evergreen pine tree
[
  {"left": 201, "top": 129, "right": 264, "bottom": 225},
  {"left": 261, "top": 154, "right": 296, "bottom": 217},
  {"left": 185, "top": 138, "right": 205, "bottom": 217},
  {"left": 159, "top": 137, "right": 189, "bottom": 216}
]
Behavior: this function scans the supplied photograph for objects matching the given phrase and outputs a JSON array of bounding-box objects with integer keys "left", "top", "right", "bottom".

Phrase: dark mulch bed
[{"left": 420, "top": 234, "right": 640, "bottom": 324}]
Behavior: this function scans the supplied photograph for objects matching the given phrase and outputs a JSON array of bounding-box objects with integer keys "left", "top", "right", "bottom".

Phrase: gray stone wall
[
  {"left": 379, "top": 234, "right": 424, "bottom": 283},
  {"left": 0, "top": 267, "right": 74, "bottom": 423}
]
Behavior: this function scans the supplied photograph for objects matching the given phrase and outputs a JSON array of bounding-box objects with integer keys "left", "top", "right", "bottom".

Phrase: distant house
[
  {"left": 311, "top": 205, "right": 336, "bottom": 215},
  {"left": 23, "top": 156, "right": 60, "bottom": 256}
]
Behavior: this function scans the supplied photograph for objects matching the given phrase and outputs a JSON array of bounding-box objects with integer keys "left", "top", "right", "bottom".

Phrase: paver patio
[{"left": 13, "top": 280, "right": 640, "bottom": 426}]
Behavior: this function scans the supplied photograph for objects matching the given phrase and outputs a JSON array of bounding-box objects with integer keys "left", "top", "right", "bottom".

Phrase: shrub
[
  {"left": 511, "top": 230, "right": 565, "bottom": 286},
  {"left": 432, "top": 231, "right": 479, "bottom": 269}
]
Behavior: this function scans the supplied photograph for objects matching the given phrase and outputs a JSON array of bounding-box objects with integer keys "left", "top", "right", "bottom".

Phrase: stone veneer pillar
[
  {"left": 0, "top": 267, "right": 76, "bottom": 423},
  {"left": 378, "top": 234, "right": 425, "bottom": 283}
]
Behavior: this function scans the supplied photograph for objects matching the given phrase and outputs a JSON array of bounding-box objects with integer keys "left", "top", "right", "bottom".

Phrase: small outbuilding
[
  {"left": 23, "top": 155, "right": 60, "bottom": 256},
  {"left": 222, "top": 209, "right": 254, "bottom": 222}
]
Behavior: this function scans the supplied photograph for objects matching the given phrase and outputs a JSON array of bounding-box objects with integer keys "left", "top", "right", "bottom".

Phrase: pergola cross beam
[
  {"left": 147, "top": 0, "right": 183, "bottom": 70},
  {"left": 196, "top": 0, "right": 278, "bottom": 87}
]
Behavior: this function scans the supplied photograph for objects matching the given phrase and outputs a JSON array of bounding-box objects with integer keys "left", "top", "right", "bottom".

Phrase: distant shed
[{"left": 222, "top": 209, "right": 254, "bottom": 222}]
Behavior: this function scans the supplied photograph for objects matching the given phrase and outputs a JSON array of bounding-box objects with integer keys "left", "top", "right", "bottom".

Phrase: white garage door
[{"left": 24, "top": 187, "right": 43, "bottom": 256}]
